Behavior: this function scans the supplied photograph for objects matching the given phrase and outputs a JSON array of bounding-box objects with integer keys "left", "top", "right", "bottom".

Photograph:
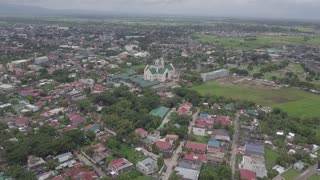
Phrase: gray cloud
[{"left": 1, "top": 0, "right": 320, "bottom": 19}]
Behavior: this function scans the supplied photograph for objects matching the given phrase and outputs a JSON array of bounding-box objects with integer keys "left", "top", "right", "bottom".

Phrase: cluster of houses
[
  {"left": 239, "top": 143, "right": 267, "bottom": 179},
  {"left": 170, "top": 112, "right": 233, "bottom": 180},
  {"left": 26, "top": 153, "right": 98, "bottom": 180}
]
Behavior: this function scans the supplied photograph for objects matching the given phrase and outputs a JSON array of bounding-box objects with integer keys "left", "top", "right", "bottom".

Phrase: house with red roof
[
  {"left": 155, "top": 140, "right": 173, "bottom": 158},
  {"left": 135, "top": 128, "right": 148, "bottom": 138},
  {"left": 109, "top": 158, "right": 134, "bottom": 174},
  {"left": 68, "top": 112, "right": 86, "bottom": 127},
  {"left": 165, "top": 134, "right": 179, "bottom": 142},
  {"left": 177, "top": 102, "right": 192, "bottom": 116},
  {"left": 240, "top": 169, "right": 257, "bottom": 180},
  {"left": 185, "top": 141, "right": 207, "bottom": 154},
  {"left": 64, "top": 164, "right": 98, "bottom": 180},
  {"left": 214, "top": 115, "right": 232, "bottom": 126},
  {"left": 193, "top": 119, "right": 214, "bottom": 136},
  {"left": 183, "top": 153, "right": 208, "bottom": 163},
  {"left": 15, "top": 117, "right": 31, "bottom": 127}
]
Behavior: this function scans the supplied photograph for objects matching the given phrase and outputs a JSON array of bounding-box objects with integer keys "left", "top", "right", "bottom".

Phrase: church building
[{"left": 144, "top": 59, "right": 175, "bottom": 82}]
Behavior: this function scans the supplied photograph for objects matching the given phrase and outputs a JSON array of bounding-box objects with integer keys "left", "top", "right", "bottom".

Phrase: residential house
[
  {"left": 177, "top": 102, "right": 192, "bottom": 116},
  {"left": 27, "top": 155, "right": 46, "bottom": 173},
  {"left": 239, "top": 156, "right": 267, "bottom": 178},
  {"left": 214, "top": 115, "right": 232, "bottom": 126},
  {"left": 240, "top": 169, "right": 257, "bottom": 180},
  {"left": 183, "top": 153, "right": 208, "bottom": 163},
  {"left": 155, "top": 140, "right": 173, "bottom": 158},
  {"left": 165, "top": 134, "right": 179, "bottom": 142},
  {"left": 83, "top": 124, "right": 100, "bottom": 133},
  {"left": 63, "top": 164, "right": 98, "bottom": 180},
  {"left": 15, "top": 117, "right": 31, "bottom": 127},
  {"left": 54, "top": 152, "right": 73, "bottom": 164},
  {"left": 211, "top": 129, "right": 230, "bottom": 142},
  {"left": 206, "top": 152, "right": 225, "bottom": 165},
  {"left": 136, "top": 157, "right": 157, "bottom": 175},
  {"left": 174, "top": 160, "right": 202, "bottom": 180},
  {"left": 207, "top": 140, "right": 221, "bottom": 153},
  {"left": 185, "top": 141, "right": 207, "bottom": 154},
  {"left": 293, "top": 161, "right": 305, "bottom": 171},
  {"left": 109, "top": 158, "right": 134, "bottom": 174},
  {"left": 135, "top": 128, "right": 148, "bottom": 138},
  {"left": 245, "top": 143, "right": 264, "bottom": 156},
  {"left": 64, "top": 90, "right": 86, "bottom": 101}
]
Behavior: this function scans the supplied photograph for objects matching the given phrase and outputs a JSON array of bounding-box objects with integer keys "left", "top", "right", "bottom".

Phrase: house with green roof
[
  {"left": 149, "top": 106, "right": 170, "bottom": 119},
  {"left": 144, "top": 58, "right": 175, "bottom": 82}
]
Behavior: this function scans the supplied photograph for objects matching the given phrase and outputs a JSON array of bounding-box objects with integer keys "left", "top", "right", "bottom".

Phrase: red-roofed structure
[
  {"left": 15, "top": 117, "right": 31, "bottom": 127},
  {"left": 109, "top": 158, "right": 133, "bottom": 174},
  {"left": 185, "top": 141, "right": 207, "bottom": 154},
  {"left": 64, "top": 165, "right": 98, "bottom": 180},
  {"left": 177, "top": 102, "right": 193, "bottom": 116},
  {"left": 135, "top": 128, "right": 148, "bottom": 138},
  {"left": 165, "top": 134, "right": 179, "bottom": 141},
  {"left": 240, "top": 169, "right": 257, "bottom": 180},
  {"left": 183, "top": 153, "right": 208, "bottom": 163},
  {"left": 156, "top": 140, "right": 172, "bottom": 151},
  {"left": 214, "top": 115, "right": 232, "bottom": 126}
]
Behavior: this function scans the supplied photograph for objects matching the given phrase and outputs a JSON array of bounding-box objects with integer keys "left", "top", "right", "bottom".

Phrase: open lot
[
  {"left": 264, "top": 149, "right": 280, "bottom": 169},
  {"left": 281, "top": 169, "right": 301, "bottom": 180},
  {"left": 192, "top": 79, "right": 320, "bottom": 118},
  {"left": 193, "top": 34, "right": 320, "bottom": 50}
]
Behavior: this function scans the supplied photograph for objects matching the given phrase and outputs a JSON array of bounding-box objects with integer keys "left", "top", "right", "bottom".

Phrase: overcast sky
[{"left": 1, "top": 0, "right": 320, "bottom": 19}]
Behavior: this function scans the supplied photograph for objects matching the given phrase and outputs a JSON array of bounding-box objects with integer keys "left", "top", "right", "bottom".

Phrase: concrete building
[
  {"left": 175, "top": 160, "right": 202, "bottom": 180},
  {"left": 144, "top": 59, "right": 175, "bottom": 82},
  {"left": 136, "top": 157, "right": 157, "bottom": 175},
  {"left": 34, "top": 56, "right": 49, "bottom": 65},
  {"left": 201, "top": 69, "right": 228, "bottom": 82}
]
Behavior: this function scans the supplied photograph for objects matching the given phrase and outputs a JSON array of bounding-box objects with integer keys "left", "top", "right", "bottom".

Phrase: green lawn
[
  {"left": 189, "top": 134, "right": 209, "bottom": 144},
  {"left": 192, "top": 82, "right": 320, "bottom": 118},
  {"left": 264, "top": 149, "right": 280, "bottom": 169},
  {"left": 115, "top": 144, "right": 145, "bottom": 164},
  {"left": 281, "top": 169, "right": 301, "bottom": 180},
  {"left": 193, "top": 34, "right": 320, "bottom": 50},
  {"left": 309, "top": 174, "right": 320, "bottom": 180}
]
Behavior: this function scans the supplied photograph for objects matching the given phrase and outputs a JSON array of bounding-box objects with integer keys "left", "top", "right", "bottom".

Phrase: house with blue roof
[
  {"left": 245, "top": 143, "right": 264, "bottom": 156},
  {"left": 199, "top": 113, "right": 209, "bottom": 119},
  {"left": 208, "top": 140, "right": 221, "bottom": 153}
]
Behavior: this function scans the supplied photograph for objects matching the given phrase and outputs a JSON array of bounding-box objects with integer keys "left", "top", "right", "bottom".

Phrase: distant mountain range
[{"left": 0, "top": 3, "right": 57, "bottom": 16}]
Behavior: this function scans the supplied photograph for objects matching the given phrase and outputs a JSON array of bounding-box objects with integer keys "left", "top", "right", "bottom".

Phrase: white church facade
[{"left": 144, "top": 59, "right": 175, "bottom": 82}]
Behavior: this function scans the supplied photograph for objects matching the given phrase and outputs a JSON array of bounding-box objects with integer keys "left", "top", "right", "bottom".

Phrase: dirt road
[{"left": 230, "top": 112, "right": 241, "bottom": 179}]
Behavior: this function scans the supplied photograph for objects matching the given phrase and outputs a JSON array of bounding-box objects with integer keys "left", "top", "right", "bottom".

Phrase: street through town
[
  {"left": 161, "top": 110, "right": 199, "bottom": 180},
  {"left": 230, "top": 112, "right": 241, "bottom": 179}
]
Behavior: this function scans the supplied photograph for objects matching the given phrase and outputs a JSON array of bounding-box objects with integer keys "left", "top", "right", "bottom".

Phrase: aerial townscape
[{"left": 0, "top": 1, "right": 320, "bottom": 180}]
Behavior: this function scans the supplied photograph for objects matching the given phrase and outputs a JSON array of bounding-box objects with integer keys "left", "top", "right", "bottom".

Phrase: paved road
[
  {"left": 162, "top": 110, "right": 199, "bottom": 180},
  {"left": 230, "top": 112, "right": 241, "bottom": 179},
  {"left": 294, "top": 164, "right": 318, "bottom": 180},
  {"left": 76, "top": 153, "right": 106, "bottom": 178}
]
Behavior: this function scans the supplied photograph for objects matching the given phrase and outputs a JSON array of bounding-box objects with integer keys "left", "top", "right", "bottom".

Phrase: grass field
[
  {"left": 189, "top": 134, "right": 210, "bottom": 144},
  {"left": 265, "top": 149, "right": 280, "bottom": 169},
  {"left": 193, "top": 34, "right": 320, "bottom": 50},
  {"left": 309, "top": 174, "right": 320, "bottom": 180},
  {"left": 281, "top": 169, "right": 301, "bottom": 180},
  {"left": 192, "top": 82, "right": 320, "bottom": 118}
]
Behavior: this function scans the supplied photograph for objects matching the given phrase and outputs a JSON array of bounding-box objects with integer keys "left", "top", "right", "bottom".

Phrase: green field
[
  {"left": 193, "top": 34, "right": 320, "bottom": 50},
  {"left": 309, "top": 174, "right": 320, "bottom": 180},
  {"left": 192, "top": 82, "right": 320, "bottom": 118},
  {"left": 281, "top": 169, "right": 301, "bottom": 180},
  {"left": 265, "top": 149, "right": 280, "bottom": 169},
  {"left": 189, "top": 134, "right": 209, "bottom": 144}
]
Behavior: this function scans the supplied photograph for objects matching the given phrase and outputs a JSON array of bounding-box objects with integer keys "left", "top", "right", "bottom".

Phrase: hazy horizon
[{"left": 1, "top": 0, "right": 320, "bottom": 20}]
